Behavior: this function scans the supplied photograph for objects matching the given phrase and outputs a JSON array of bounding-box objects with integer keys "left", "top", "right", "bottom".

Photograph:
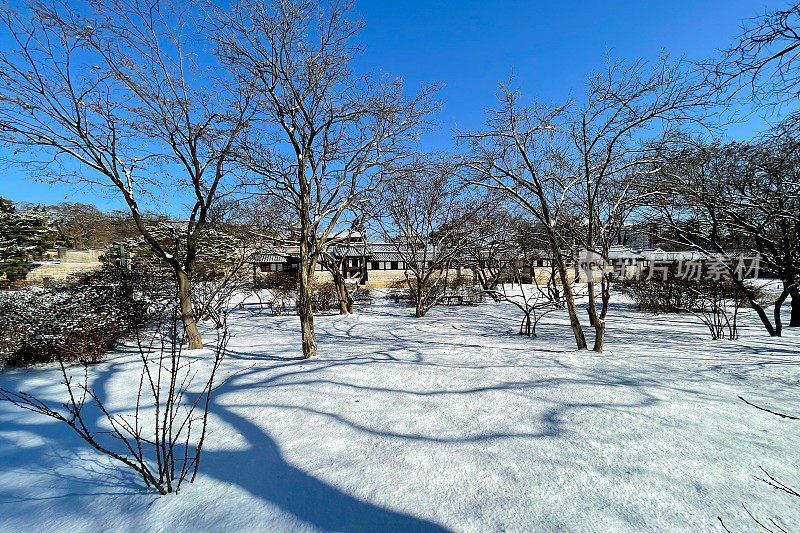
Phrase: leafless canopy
[
  {"left": 209, "top": 0, "right": 439, "bottom": 356},
  {"left": 373, "top": 157, "right": 492, "bottom": 317},
  {"left": 708, "top": 3, "right": 800, "bottom": 105},
  {"left": 0, "top": 0, "right": 255, "bottom": 348}
]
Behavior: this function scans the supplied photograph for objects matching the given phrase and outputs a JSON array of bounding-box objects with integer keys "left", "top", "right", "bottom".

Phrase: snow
[{"left": 1, "top": 288, "right": 799, "bottom": 532}]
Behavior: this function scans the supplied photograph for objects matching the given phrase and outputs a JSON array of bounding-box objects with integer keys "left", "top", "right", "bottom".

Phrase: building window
[{"left": 260, "top": 263, "right": 269, "bottom": 272}]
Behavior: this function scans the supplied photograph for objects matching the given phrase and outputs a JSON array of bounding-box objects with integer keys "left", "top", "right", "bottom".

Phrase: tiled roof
[
  {"left": 249, "top": 251, "right": 287, "bottom": 263},
  {"left": 370, "top": 251, "right": 405, "bottom": 262}
]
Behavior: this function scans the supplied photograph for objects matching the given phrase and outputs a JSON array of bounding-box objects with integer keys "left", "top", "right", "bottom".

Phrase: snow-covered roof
[
  {"left": 607, "top": 245, "right": 645, "bottom": 261},
  {"left": 640, "top": 249, "right": 707, "bottom": 262}
]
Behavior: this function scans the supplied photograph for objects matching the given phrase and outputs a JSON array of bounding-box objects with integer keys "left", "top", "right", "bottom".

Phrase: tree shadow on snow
[
  {"left": 199, "top": 398, "right": 451, "bottom": 532},
  {"left": 0, "top": 350, "right": 451, "bottom": 532}
]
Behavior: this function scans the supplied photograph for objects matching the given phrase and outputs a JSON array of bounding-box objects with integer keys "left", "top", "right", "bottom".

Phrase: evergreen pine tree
[{"left": 0, "top": 199, "right": 56, "bottom": 282}]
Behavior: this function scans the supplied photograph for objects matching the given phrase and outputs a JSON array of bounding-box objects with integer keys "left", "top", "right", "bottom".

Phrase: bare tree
[
  {"left": 318, "top": 219, "right": 366, "bottom": 314},
  {"left": 460, "top": 87, "right": 589, "bottom": 349},
  {"left": 211, "top": 0, "right": 438, "bottom": 357},
  {"left": 0, "top": 0, "right": 253, "bottom": 348},
  {"left": 460, "top": 208, "right": 517, "bottom": 294},
  {"left": 486, "top": 268, "right": 566, "bottom": 337},
  {"left": 653, "top": 138, "right": 800, "bottom": 335},
  {"left": 374, "top": 158, "right": 490, "bottom": 318},
  {"left": 567, "top": 57, "right": 703, "bottom": 352}
]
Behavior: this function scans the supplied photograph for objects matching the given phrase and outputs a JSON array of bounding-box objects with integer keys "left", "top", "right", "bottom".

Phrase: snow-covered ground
[{"left": 1, "top": 288, "right": 798, "bottom": 532}]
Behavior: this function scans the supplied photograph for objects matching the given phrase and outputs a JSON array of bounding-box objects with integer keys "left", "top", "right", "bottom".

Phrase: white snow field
[{"left": 1, "top": 289, "right": 798, "bottom": 532}]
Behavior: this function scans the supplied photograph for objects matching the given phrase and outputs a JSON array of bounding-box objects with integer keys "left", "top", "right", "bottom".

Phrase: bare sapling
[{"left": 0, "top": 307, "right": 231, "bottom": 495}]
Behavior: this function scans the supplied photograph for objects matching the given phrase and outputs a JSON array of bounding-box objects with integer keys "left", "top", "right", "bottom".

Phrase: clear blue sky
[{"left": 1, "top": 0, "right": 781, "bottom": 212}]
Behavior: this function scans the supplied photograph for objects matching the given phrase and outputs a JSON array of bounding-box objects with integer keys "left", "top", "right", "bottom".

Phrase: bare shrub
[
  {"left": 254, "top": 272, "right": 298, "bottom": 292},
  {"left": 248, "top": 274, "right": 298, "bottom": 316},
  {"left": 310, "top": 282, "right": 340, "bottom": 313},
  {"left": 351, "top": 286, "right": 373, "bottom": 306},
  {"left": 620, "top": 270, "right": 751, "bottom": 340},
  {"left": 0, "top": 306, "right": 230, "bottom": 495},
  {"left": 487, "top": 278, "right": 567, "bottom": 337},
  {"left": 192, "top": 261, "right": 253, "bottom": 329},
  {"left": 619, "top": 265, "right": 703, "bottom": 313},
  {"left": 684, "top": 278, "right": 749, "bottom": 340}
]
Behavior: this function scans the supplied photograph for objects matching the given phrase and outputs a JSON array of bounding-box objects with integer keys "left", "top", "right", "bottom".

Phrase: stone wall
[
  {"left": 26, "top": 261, "right": 103, "bottom": 284},
  {"left": 23, "top": 248, "right": 105, "bottom": 284},
  {"left": 59, "top": 249, "right": 103, "bottom": 264}
]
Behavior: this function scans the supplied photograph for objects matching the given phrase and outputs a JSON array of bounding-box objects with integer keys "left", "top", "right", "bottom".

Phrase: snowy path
[{"left": 1, "top": 294, "right": 799, "bottom": 532}]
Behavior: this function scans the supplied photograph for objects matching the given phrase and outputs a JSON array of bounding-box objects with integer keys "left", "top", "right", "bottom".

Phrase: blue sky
[{"left": 1, "top": 0, "right": 782, "bottom": 211}]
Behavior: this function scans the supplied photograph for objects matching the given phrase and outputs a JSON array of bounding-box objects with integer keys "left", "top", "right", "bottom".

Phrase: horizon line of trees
[{"left": 0, "top": 0, "right": 797, "bottom": 360}]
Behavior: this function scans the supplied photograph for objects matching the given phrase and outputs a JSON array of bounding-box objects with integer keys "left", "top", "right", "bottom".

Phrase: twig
[{"left": 739, "top": 396, "right": 800, "bottom": 420}]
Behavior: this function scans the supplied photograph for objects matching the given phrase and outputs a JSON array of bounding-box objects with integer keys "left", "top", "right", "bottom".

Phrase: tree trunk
[
  {"left": 790, "top": 286, "right": 800, "bottom": 327},
  {"left": 592, "top": 320, "right": 605, "bottom": 352},
  {"left": 551, "top": 243, "right": 587, "bottom": 350},
  {"left": 773, "top": 287, "right": 790, "bottom": 338},
  {"left": 298, "top": 237, "right": 318, "bottom": 359},
  {"left": 331, "top": 267, "right": 351, "bottom": 315},
  {"left": 586, "top": 281, "right": 598, "bottom": 327},
  {"left": 592, "top": 274, "right": 610, "bottom": 353},
  {"left": 753, "top": 301, "right": 778, "bottom": 336},
  {"left": 414, "top": 277, "right": 427, "bottom": 317},
  {"left": 176, "top": 270, "right": 202, "bottom": 350},
  {"left": 726, "top": 274, "right": 777, "bottom": 336}
]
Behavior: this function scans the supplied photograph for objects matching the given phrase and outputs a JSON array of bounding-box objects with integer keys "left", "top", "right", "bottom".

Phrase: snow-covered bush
[
  {"left": 0, "top": 262, "right": 171, "bottom": 367},
  {"left": 0, "top": 202, "right": 57, "bottom": 284}
]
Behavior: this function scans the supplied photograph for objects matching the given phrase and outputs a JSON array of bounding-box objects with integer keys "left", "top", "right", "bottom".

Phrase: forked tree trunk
[
  {"left": 176, "top": 270, "right": 203, "bottom": 350},
  {"left": 519, "top": 311, "right": 532, "bottom": 336},
  {"left": 331, "top": 267, "right": 352, "bottom": 315}
]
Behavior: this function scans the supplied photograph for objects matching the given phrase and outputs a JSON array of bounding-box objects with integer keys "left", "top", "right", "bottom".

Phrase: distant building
[{"left": 249, "top": 240, "right": 448, "bottom": 288}]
